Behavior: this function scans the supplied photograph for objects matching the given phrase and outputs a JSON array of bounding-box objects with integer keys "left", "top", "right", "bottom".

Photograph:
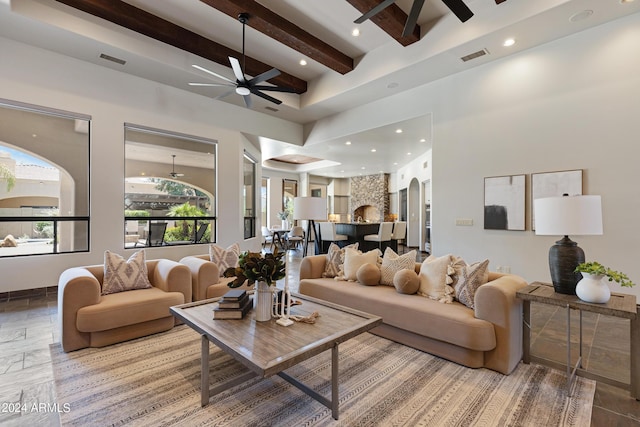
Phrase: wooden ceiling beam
[
  {"left": 345, "top": 0, "right": 420, "bottom": 46},
  {"left": 53, "top": 0, "right": 307, "bottom": 93},
  {"left": 200, "top": 0, "right": 354, "bottom": 75}
]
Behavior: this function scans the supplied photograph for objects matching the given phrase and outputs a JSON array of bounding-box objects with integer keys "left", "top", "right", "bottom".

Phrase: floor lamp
[
  {"left": 534, "top": 195, "right": 603, "bottom": 294},
  {"left": 293, "top": 196, "right": 327, "bottom": 257}
]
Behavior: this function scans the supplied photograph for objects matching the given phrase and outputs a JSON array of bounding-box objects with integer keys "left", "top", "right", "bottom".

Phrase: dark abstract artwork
[{"left": 484, "top": 175, "right": 525, "bottom": 231}]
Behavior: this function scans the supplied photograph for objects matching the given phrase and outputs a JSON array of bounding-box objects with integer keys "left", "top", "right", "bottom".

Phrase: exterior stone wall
[{"left": 350, "top": 174, "right": 389, "bottom": 221}]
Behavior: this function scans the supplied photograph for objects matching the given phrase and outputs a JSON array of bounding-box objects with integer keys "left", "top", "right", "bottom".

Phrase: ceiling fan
[
  {"left": 189, "top": 13, "right": 296, "bottom": 108},
  {"left": 169, "top": 155, "right": 184, "bottom": 179},
  {"left": 354, "top": 0, "right": 474, "bottom": 37}
]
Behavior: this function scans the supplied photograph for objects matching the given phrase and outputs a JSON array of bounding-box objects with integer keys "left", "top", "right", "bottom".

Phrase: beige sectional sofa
[
  {"left": 58, "top": 259, "right": 191, "bottom": 352},
  {"left": 298, "top": 255, "right": 527, "bottom": 375}
]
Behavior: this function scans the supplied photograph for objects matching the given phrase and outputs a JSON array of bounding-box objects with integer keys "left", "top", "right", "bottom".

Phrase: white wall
[
  {"left": 0, "top": 36, "right": 301, "bottom": 292},
  {"left": 429, "top": 13, "right": 640, "bottom": 296}
]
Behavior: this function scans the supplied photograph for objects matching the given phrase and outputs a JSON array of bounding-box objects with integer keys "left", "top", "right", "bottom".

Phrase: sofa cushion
[
  {"left": 341, "top": 248, "right": 380, "bottom": 281},
  {"left": 76, "top": 287, "right": 184, "bottom": 333},
  {"left": 418, "top": 255, "right": 454, "bottom": 303},
  {"left": 380, "top": 247, "right": 417, "bottom": 286},
  {"left": 299, "top": 278, "right": 496, "bottom": 352},
  {"left": 323, "top": 242, "right": 358, "bottom": 278},
  {"left": 357, "top": 263, "right": 381, "bottom": 286},
  {"left": 393, "top": 269, "right": 420, "bottom": 294},
  {"left": 453, "top": 259, "right": 490, "bottom": 309},
  {"left": 102, "top": 250, "right": 152, "bottom": 295},
  {"left": 209, "top": 243, "right": 240, "bottom": 277}
]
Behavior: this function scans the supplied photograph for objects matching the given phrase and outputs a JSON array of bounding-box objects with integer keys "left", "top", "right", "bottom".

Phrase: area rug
[{"left": 50, "top": 326, "right": 595, "bottom": 426}]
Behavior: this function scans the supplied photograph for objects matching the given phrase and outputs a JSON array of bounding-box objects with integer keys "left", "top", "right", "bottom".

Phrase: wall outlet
[{"left": 455, "top": 218, "right": 473, "bottom": 226}]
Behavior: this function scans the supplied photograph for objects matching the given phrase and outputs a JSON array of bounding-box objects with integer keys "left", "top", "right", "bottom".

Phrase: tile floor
[{"left": 0, "top": 247, "right": 639, "bottom": 426}]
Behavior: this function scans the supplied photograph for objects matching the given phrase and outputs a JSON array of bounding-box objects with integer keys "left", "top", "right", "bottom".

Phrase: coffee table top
[{"left": 171, "top": 293, "right": 382, "bottom": 377}]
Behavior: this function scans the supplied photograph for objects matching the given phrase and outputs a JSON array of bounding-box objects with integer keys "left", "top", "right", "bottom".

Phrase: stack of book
[{"left": 212, "top": 289, "right": 252, "bottom": 319}]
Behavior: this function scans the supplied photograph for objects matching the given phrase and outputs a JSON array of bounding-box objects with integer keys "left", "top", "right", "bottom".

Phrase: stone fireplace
[{"left": 350, "top": 174, "right": 390, "bottom": 222}]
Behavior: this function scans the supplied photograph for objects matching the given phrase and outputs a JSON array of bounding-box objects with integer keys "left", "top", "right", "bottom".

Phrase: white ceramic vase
[
  {"left": 254, "top": 281, "right": 273, "bottom": 322},
  {"left": 575, "top": 272, "right": 611, "bottom": 304},
  {"left": 281, "top": 219, "right": 288, "bottom": 230}
]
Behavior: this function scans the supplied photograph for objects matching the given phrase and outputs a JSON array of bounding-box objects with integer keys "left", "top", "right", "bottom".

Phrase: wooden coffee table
[{"left": 170, "top": 293, "right": 382, "bottom": 420}]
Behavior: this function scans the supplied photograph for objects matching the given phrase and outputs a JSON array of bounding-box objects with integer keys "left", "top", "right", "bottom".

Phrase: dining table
[{"left": 269, "top": 228, "right": 290, "bottom": 250}]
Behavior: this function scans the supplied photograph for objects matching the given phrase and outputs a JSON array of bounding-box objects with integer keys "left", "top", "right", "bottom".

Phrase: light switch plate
[{"left": 455, "top": 218, "right": 473, "bottom": 226}]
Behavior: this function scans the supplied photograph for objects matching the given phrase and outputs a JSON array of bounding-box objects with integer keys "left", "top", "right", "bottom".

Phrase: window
[
  {"left": 283, "top": 179, "right": 297, "bottom": 219},
  {"left": 124, "top": 124, "right": 216, "bottom": 247},
  {"left": 0, "top": 99, "right": 90, "bottom": 257},
  {"left": 243, "top": 153, "right": 256, "bottom": 239}
]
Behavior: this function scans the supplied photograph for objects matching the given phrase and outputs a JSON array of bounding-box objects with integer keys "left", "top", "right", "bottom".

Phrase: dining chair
[
  {"left": 318, "top": 222, "right": 348, "bottom": 252},
  {"left": 261, "top": 226, "right": 274, "bottom": 250},
  {"left": 286, "top": 226, "right": 305, "bottom": 250}
]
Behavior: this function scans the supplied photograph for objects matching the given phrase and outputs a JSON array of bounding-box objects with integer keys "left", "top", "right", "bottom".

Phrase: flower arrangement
[
  {"left": 575, "top": 261, "right": 635, "bottom": 288},
  {"left": 277, "top": 211, "right": 289, "bottom": 220},
  {"left": 224, "top": 249, "right": 286, "bottom": 288}
]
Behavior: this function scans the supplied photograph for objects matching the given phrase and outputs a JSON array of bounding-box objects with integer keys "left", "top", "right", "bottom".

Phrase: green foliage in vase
[
  {"left": 575, "top": 261, "right": 635, "bottom": 287},
  {"left": 224, "top": 249, "right": 286, "bottom": 288}
]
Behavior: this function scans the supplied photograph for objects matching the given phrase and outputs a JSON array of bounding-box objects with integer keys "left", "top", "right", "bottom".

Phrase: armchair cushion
[
  {"left": 102, "top": 250, "right": 152, "bottom": 295},
  {"left": 209, "top": 243, "right": 240, "bottom": 277}
]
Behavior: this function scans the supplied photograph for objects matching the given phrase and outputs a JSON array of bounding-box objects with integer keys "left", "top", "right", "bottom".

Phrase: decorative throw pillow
[
  {"left": 340, "top": 248, "right": 381, "bottom": 281},
  {"left": 102, "top": 250, "right": 152, "bottom": 295},
  {"left": 356, "top": 263, "right": 381, "bottom": 286},
  {"left": 453, "top": 259, "right": 490, "bottom": 309},
  {"left": 379, "top": 247, "right": 417, "bottom": 286},
  {"left": 323, "top": 242, "right": 358, "bottom": 278},
  {"left": 417, "top": 254, "right": 455, "bottom": 303},
  {"left": 393, "top": 269, "right": 420, "bottom": 294},
  {"left": 209, "top": 243, "right": 240, "bottom": 277}
]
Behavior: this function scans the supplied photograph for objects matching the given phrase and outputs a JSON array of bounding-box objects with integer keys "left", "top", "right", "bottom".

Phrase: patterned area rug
[{"left": 50, "top": 326, "right": 595, "bottom": 426}]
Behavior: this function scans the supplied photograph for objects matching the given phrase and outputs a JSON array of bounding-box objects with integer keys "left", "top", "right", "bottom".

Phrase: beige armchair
[
  {"left": 180, "top": 254, "right": 253, "bottom": 301},
  {"left": 58, "top": 259, "right": 191, "bottom": 352}
]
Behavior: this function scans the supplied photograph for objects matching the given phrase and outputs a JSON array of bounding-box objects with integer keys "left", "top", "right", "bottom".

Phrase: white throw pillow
[
  {"left": 418, "top": 254, "right": 455, "bottom": 303},
  {"left": 380, "top": 247, "right": 417, "bottom": 286},
  {"left": 340, "top": 248, "right": 381, "bottom": 281},
  {"left": 102, "top": 250, "right": 152, "bottom": 295},
  {"left": 209, "top": 243, "right": 240, "bottom": 277}
]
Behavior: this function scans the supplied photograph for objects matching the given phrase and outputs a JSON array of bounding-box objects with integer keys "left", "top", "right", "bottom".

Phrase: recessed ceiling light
[
  {"left": 407, "top": 152, "right": 412, "bottom": 155},
  {"left": 32, "top": 134, "right": 37, "bottom": 138},
  {"left": 352, "top": 28, "right": 360, "bottom": 37},
  {"left": 395, "top": 129, "right": 403, "bottom": 134},
  {"left": 569, "top": 10, "right": 593, "bottom": 22},
  {"left": 620, "top": 0, "right": 635, "bottom": 3},
  {"left": 420, "top": 138, "right": 426, "bottom": 142},
  {"left": 393, "top": 162, "right": 398, "bottom": 165},
  {"left": 361, "top": 166, "right": 366, "bottom": 169},
  {"left": 299, "top": 59, "right": 307, "bottom": 66},
  {"left": 345, "top": 141, "right": 351, "bottom": 145},
  {"left": 371, "top": 148, "right": 376, "bottom": 152},
  {"left": 503, "top": 38, "right": 516, "bottom": 47}
]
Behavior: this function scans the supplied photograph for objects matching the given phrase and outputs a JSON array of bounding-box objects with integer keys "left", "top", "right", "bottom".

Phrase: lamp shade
[
  {"left": 293, "top": 197, "right": 327, "bottom": 221},
  {"left": 534, "top": 195, "right": 603, "bottom": 236}
]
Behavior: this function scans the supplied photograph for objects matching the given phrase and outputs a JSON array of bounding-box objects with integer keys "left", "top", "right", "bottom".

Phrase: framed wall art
[
  {"left": 531, "top": 169, "right": 583, "bottom": 229},
  {"left": 484, "top": 174, "right": 526, "bottom": 231}
]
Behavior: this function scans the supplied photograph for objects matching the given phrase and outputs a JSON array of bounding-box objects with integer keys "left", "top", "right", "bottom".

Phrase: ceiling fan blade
[
  {"left": 188, "top": 82, "right": 235, "bottom": 87},
  {"left": 250, "top": 88, "right": 283, "bottom": 105},
  {"left": 249, "top": 68, "right": 281, "bottom": 85},
  {"left": 402, "top": 0, "right": 425, "bottom": 37},
  {"left": 252, "top": 85, "right": 296, "bottom": 93},
  {"left": 242, "top": 94, "right": 253, "bottom": 108},
  {"left": 229, "top": 57, "right": 246, "bottom": 83},
  {"left": 191, "top": 64, "right": 235, "bottom": 84},
  {"left": 354, "top": 0, "right": 397, "bottom": 24},
  {"left": 442, "top": 0, "right": 474, "bottom": 23}
]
